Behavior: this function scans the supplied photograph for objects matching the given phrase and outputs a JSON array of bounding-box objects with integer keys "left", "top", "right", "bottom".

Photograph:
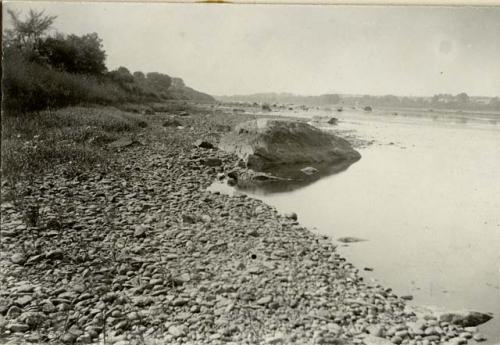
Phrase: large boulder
[{"left": 218, "top": 119, "right": 360, "bottom": 172}]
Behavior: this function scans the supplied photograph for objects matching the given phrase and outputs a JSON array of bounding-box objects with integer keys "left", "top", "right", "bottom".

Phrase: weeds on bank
[{"left": 1, "top": 106, "right": 148, "bottom": 183}]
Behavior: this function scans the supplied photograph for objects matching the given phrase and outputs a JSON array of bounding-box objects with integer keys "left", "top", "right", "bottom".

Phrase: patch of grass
[{"left": 1, "top": 107, "right": 148, "bottom": 180}]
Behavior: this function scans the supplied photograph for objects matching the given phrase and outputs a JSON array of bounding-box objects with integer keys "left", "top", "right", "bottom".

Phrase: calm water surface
[{"left": 210, "top": 110, "right": 500, "bottom": 341}]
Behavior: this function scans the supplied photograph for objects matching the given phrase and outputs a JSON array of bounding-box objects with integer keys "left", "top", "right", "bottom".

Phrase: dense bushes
[
  {"left": 37, "top": 33, "right": 107, "bottom": 75},
  {"left": 2, "top": 49, "right": 128, "bottom": 113}
]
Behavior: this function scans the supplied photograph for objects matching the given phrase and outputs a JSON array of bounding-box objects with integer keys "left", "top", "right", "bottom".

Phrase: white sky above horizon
[{"left": 4, "top": 2, "right": 500, "bottom": 97}]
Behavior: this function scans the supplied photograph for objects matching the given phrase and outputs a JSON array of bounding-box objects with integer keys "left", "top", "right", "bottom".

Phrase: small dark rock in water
[
  {"left": 284, "top": 212, "right": 298, "bottom": 221},
  {"left": 364, "top": 267, "right": 374, "bottom": 272},
  {"left": 328, "top": 117, "right": 339, "bottom": 125},
  {"left": 336, "top": 237, "right": 366, "bottom": 243},
  {"left": 364, "top": 106, "right": 373, "bottom": 112},
  {"left": 438, "top": 311, "right": 493, "bottom": 327},
  {"left": 473, "top": 333, "right": 487, "bottom": 342},
  {"left": 178, "top": 111, "right": 190, "bottom": 116},
  {"left": 194, "top": 140, "right": 214, "bottom": 149},
  {"left": 401, "top": 295, "right": 413, "bottom": 300},
  {"left": 301, "top": 167, "right": 319, "bottom": 176}
]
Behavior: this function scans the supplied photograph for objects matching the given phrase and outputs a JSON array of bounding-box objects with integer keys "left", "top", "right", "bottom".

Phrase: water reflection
[{"left": 232, "top": 159, "right": 360, "bottom": 194}]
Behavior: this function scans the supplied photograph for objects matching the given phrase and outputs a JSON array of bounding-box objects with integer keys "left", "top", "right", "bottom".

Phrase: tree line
[{"left": 2, "top": 9, "right": 201, "bottom": 114}]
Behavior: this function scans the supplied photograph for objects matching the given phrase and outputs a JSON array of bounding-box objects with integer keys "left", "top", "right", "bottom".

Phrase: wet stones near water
[{"left": 437, "top": 311, "right": 493, "bottom": 327}]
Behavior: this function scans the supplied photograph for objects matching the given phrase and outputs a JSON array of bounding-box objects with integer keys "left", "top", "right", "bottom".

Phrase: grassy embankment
[{"left": 2, "top": 44, "right": 212, "bottom": 186}]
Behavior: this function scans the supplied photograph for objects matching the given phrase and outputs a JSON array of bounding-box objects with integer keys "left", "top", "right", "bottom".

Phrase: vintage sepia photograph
[{"left": 1, "top": 1, "right": 499, "bottom": 345}]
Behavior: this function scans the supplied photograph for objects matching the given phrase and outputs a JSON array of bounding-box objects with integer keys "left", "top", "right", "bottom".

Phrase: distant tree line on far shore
[
  {"left": 340, "top": 93, "right": 500, "bottom": 112},
  {"left": 219, "top": 92, "right": 500, "bottom": 113},
  {"left": 2, "top": 9, "right": 213, "bottom": 115}
]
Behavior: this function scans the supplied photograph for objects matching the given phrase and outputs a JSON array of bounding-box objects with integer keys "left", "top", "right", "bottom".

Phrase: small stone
[
  {"left": 284, "top": 212, "right": 298, "bottom": 221},
  {"left": 15, "top": 295, "right": 33, "bottom": 307},
  {"left": 18, "top": 311, "right": 43, "bottom": 328},
  {"left": 367, "top": 325, "right": 385, "bottom": 337},
  {"left": 42, "top": 300, "right": 56, "bottom": 313},
  {"left": 134, "top": 225, "right": 148, "bottom": 238},
  {"left": 7, "top": 305, "right": 23, "bottom": 318},
  {"left": 204, "top": 158, "right": 222, "bottom": 167},
  {"left": 7, "top": 323, "right": 29, "bottom": 332},
  {"left": 11, "top": 253, "right": 26, "bottom": 265},
  {"left": 391, "top": 336, "right": 403, "bottom": 344},
  {"left": 172, "top": 298, "right": 189, "bottom": 307},
  {"left": 459, "top": 332, "right": 472, "bottom": 339},
  {"left": 265, "top": 332, "right": 285, "bottom": 344},
  {"left": 174, "top": 273, "right": 191, "bottom": 284},
  {"left": 168, "top": 324, "right": 187, "bottom": 338},
  {"left": 473, "top": 333, "right": 486, "bottom": 342},
  {"left": 448, "top": 337, "right": 467, "bottom": 345},
  {"left": 77, "top": 333, "right": 92, "bottom": 343},
  {"left": 336, "top": 236, "right": 366, "bottom": 243},
  {"left": 15, "top": 284, "right": 35, "bottom": 293},
  {"left": 182, "top": 214, "right": 196, "bottom": 224},
  {"left": 256, "top": 296, "right": 272, "bottom": 305},
  {"left": 60, "top": 332, "right": 78, "bottom": 343},
  {"left": 300, "top": 167, "right": 318, "bottom": 176},
  {"left": 362, "top": 335, "right": 395, "bottom": 345},
  {"left": 194, "top": 140, "right": 214, "bottom": 149},
  {"left": 45, "top": 249, "right": 64, "bottom": 260}
]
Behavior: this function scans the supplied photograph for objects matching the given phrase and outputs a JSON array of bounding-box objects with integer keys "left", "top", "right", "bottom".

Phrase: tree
[
  {"left": 456, "top": 92, "right": 470, "bottom": 104},
  {"left": 4, "top": 9, "right": 56, "bottom": 50},
  {"left": 108, "top": 67, "right": 134, "bottom": 84},
  {"left": 38, "top": 33, "right": 107, "bottom": 75},
  {"left": 146, "top": 72, "right": 172, "bottom": 91},
  {"left": 133, "top": 71, "right": 146, "bottom": 80}
]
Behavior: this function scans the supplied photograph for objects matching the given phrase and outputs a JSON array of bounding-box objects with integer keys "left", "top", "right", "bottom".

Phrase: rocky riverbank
[{"left": 0, "top": 105, "right": 493, "bottom": 345}]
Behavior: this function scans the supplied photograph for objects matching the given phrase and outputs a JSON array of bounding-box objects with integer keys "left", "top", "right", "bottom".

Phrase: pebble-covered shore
[{"left": 0, "top": 107, "right": 492, "bottom": 344}]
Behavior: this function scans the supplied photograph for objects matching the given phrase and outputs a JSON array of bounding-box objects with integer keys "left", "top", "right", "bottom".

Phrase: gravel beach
[{"left": 0, "top": 105, "right": 492, "bottom": 345}]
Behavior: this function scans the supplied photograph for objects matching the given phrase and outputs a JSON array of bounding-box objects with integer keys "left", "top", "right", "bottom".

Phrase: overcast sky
[{"left": 4, "top": 2, "right": 500, "bottom": 97}]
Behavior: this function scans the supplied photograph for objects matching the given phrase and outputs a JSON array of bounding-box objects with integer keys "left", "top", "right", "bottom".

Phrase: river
[{"left": 209, "top": 108, "right": 500, "bottom": 342}]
